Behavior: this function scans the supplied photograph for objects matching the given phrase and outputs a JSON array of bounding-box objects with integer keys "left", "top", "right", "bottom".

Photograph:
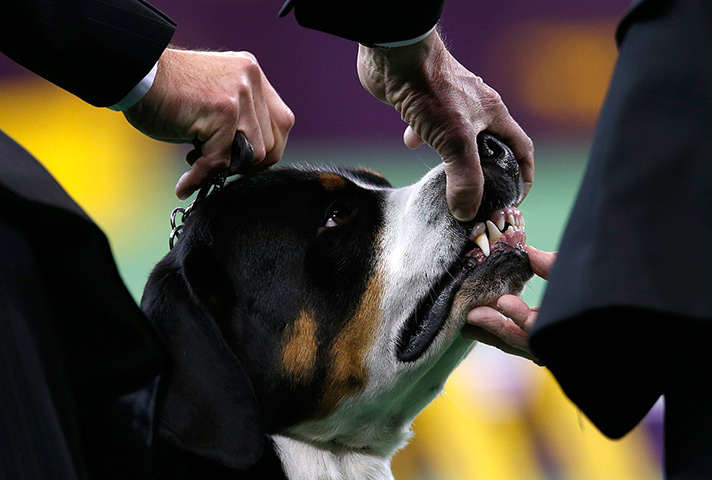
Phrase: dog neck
[{"left": 271, "top": 434, "right": 395, "bottom": 480}]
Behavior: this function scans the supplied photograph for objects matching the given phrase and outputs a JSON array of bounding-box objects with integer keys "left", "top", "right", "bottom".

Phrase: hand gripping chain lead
[
  {"left": 168, "top": 132, "right": 254, "bottom": 250},
  {"left": 168, "top": 171, "right": 227, "bottom": 250}
]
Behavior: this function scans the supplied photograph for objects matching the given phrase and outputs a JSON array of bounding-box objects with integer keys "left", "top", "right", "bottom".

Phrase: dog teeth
[
  {"left": 471, "top": 208, "right": 526, "bottom": 258},
  {"left": 474, "top": 232, "right": 490, "bottom": 257},
  {"left": 470, "top": 222, "right": 486, "bottom": 240},
  {"left": 486, "top": 220, "right": 501, "bottom": 243},
  {"left": 495, "top": 212, "right": 506, "bottom": 231}
]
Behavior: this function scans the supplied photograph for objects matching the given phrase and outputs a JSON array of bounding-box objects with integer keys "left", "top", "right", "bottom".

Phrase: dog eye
[{"left": 325, "top": 207, "right": 351, "bottom": 228}]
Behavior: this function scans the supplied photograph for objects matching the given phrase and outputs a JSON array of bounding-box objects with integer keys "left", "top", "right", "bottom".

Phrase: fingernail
[{"left": 452, "top": 208, "right": 475, "bottom": 223}]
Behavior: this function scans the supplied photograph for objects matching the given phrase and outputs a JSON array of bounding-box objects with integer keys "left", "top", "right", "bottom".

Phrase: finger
[
  {"left": 261, "top": 81, "right": 295, "bottom": 169},
  {"left": 261, "top": 122, "right": 290, "bottom": 170},
  {"left": 488, "top": 115, "right": 535, "bottom": 200},
  {"left": 250, "top": 75, "right": 276, "bottom": 167},
  {"left": 443, "top": 159, "right": 484, "bottom": 223},
  {"left": 175, "top": 161, "right": 211, "bottom": 200},
  {"left": 175, "top": 129, "right": 233, "bottom": 199},
  {"left": 235, "top": 89, "right": 267, "bottom": 165},
  {"left": 403, "top": 125, "right": 425, "bottom": 149},
  {"left": 462, "top": 325, "right": 541, "bottom": 364},
  {"left": 465, "top": 306, "right": 530, "bottom": 351},
  {"left": 496, "top": 295, "right": 537, "bottom": 333},
  {"left": 525, "top": 246, "right": 557, "bottom": 280},
  {"left": 441, "top": 144, "right": 485, "bottom": 223}
]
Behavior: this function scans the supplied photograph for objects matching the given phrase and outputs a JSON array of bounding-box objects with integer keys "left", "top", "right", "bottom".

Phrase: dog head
[{"left": 142, "top": 133, "right": 532, "bottom": 472}]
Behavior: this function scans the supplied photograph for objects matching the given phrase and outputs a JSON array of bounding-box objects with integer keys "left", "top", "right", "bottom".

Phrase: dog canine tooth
[
  {"left": 486, "top": 220, "right": 501, "bottom": 243},
  {"left": 474, "top": 232, "right": 490, "bottom": 257}
]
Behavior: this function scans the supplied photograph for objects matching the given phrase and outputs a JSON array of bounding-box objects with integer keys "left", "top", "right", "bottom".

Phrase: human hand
[
  {"left": 357, "top": 30, "right": 534, "bottom": 222},
  {"left": 124, "top": 48, "right": 295, "bottom": 199},
  {"left": 462, "top": 247, "right": 557, "bottom": 363}
]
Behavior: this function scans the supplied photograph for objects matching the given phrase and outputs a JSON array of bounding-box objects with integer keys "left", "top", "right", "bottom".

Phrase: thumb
[
  {"left": 442, "top": 149, "right": 484, "bottom": 223},
  {"left": 403, "top": 125, "right": 425, "bottom": 149},
  {"left": 175, "top": 132, "right": 232, "bottom": 200},
  {"left": 525, "top": 246, "right": 557, "bottom": 280}
]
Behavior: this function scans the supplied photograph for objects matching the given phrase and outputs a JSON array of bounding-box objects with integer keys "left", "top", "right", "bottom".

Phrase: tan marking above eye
[
  {"left": 317, "top": 173, "right": 347, "bottom": 191},
  {"left": 318, "top": 271, "right": 384, "bottom": 415},
  {"left": 282, "top": 310, "right": 319, "bottom": 385},
  {"left": 360, "top": 168, "right": 387, "bottom": 181}
]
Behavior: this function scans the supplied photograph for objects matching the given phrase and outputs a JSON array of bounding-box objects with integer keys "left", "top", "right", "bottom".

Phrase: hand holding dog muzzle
[
  {"left": 123, "top": 48, "right": 295, "bottom": 200},
  {"left": 357, "top": 29, "right": 534, "bottom": 223},
  {"left": 463, "top": 247, "right": 556, "bottom": 364}
]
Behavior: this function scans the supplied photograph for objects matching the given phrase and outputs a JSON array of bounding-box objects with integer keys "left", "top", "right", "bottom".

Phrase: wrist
[
  {"left": 368, "top": 25, "right": 438, "bottom": 49},
  {"left": 108, "top": 62, "right": 158, "bottom": 112},
  {"left": 357, "top": 29, "right": 446, "bottom": 105}
]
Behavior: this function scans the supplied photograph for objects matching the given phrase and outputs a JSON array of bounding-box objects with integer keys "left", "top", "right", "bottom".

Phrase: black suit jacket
[
  {"left": 0, "top": 2, "right": 174, "bottom": 478},
  {"left": 279, "top": 0, "right": 444, "bottom": 45},
  {"left": 0, "top": 132, "right": 166, "bottom": 480},
  {"left": 531, "top": 0, "right": 712, "bottom": 440},
  {"left": 0, "top": 0, "right": 175, "bottom": 106}
]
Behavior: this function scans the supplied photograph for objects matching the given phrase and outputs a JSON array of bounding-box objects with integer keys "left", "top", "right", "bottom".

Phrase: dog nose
[
  {"left": 475, "top": 132, "right": 522, "bottom": 219},
  {"left": 478, "top": 133, "right": 519, "bottom": 181},
  {"left": 401, "top": 132, "right": 522, "bottom": 225}
]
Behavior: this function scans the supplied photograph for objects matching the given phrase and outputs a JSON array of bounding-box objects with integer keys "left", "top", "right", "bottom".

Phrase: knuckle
[
  {"left": 241, "top": 51, "right": 258, "bottom": 66},
  {"left": 277, "top": 105, "right": 296, "bottom": 132},
  {"left": 252, "top": 143, "right": 267, "bottom": 162},
  {"left": 201, "top": 155, "right": 229, "bottom": 170},
  {"left": 213, "top": 96, "right": 239, "bottom": 117},
  {"left": 237, "top": 52, "right": 261, "bottom": 75},
  {"left": 481, "top": 88, "right": 503, "bottom": 110}
]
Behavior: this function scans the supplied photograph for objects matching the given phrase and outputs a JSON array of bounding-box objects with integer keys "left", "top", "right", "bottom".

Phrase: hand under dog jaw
[{"left": 462, "top": 246, "right": 558, "bottom": 365}]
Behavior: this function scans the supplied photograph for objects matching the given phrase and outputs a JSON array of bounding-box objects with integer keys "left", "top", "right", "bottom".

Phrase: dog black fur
[{"left": 143, "top": 134, "right": 532, "bottom": 479}]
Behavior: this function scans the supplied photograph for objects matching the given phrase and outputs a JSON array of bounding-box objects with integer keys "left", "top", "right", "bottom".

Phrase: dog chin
[{"left": 395, "top": 204, "right": 530, "bottom": 363}]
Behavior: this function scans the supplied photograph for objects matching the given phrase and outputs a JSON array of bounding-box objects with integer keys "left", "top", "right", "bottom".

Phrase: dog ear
[{"left": 147, "top": 244, "right": 266, "bottom": 471}]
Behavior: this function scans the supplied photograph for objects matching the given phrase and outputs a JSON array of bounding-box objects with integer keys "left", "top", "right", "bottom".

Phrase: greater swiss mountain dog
[{"left": 142, "top": 133, "right": 533, "bottom": 479}]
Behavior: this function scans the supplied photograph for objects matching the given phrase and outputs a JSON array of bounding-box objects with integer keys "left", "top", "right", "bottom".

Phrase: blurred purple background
[{"left": 0, "top": 0, "right": 631, "bottom": 144}]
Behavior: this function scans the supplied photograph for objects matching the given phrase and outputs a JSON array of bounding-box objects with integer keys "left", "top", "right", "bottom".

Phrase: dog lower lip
[
  {"left": 396, "top": 260, "right": 474, "bottom": 362},
  {"left": 397, "top": 207, "right": 527, "bottom": 362}
]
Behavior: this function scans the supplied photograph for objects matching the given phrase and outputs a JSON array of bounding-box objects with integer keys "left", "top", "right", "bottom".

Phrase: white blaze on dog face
[
  {"left": 305, "top": 166, "right": 479, "bottom": 446},
  {"left": 287, "top": 146, "right": 531, "bottom": 454}
]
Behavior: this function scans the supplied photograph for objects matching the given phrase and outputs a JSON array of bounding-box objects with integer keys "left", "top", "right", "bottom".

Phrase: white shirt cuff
[
  {"left": 108, "top": 62, "right": 158, "bottom": 111},
  {"left": 371, "top": 25, "right": 437, "bottom": 48}
]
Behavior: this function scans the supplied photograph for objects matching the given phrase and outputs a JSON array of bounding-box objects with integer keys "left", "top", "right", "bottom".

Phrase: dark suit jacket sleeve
[
  {"left": 0, "top": 0, "right": 176, "bottom": 107},
  {"left": 279, "top": 0, "right": 444, "bottom": 46}
]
